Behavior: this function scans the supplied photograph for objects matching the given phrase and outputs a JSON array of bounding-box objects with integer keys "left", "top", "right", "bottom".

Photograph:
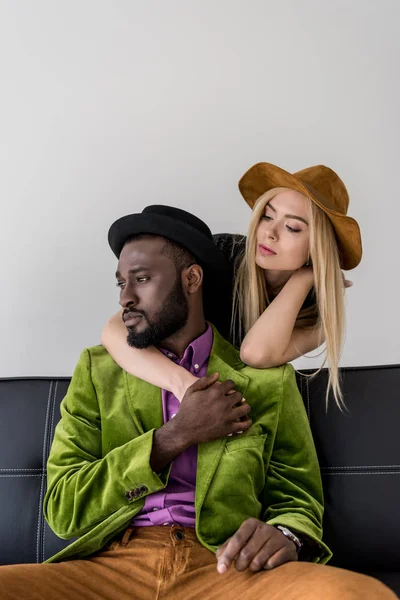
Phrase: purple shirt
[{"left": 131, "top": 324, "right": 213, "bottom": 528}]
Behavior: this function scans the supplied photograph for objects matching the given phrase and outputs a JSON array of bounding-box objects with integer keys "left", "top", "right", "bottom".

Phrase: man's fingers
[
  {"left": 247, "top": 532, "right": 293, "bottom": 572},
  {"left": 264, "top": 544, "right": 298, "bottom": 570},
  {"left": 231, "top": 403, "right": 251, "bottom": 420},
  {"left": 226, "top": 391, "right": 244, "bottom": 407},
  {"left": 190, "top": 372, "right": 219, "bottom": 391},
  {"left": 217, "top": 379, "right": 236, "bottom": 396},
  {"left": 217, "top": 521, "right": 298, "bottom": 574},
  {"left": 231, "top": 417, "right": 252, "bottom": 435},
  {"left": 215, "top": 539, "right": 229, "bottom": 561},
  {"left": 234, "top": 530, "right": 273, "bottom": 572},
  {"left": 216, "top": 521, "right": 256, "bottom": 573}
]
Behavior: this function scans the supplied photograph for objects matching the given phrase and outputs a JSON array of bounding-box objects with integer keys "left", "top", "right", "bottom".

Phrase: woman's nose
[{"left": 266, "top": 224, "right": 278, "bottom": 240}]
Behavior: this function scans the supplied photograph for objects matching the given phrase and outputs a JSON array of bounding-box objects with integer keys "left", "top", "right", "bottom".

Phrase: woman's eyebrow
[
  {"left": 285, "top": 214, "right": 308, "bottom": 225},
  {"left": 266, "top": 202, "right": 308, "bottom": 225}
]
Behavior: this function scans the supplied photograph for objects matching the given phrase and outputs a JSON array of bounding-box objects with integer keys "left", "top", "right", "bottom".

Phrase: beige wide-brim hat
[{"left": 238, "top": 162, "right": 362, "bottom": 270}]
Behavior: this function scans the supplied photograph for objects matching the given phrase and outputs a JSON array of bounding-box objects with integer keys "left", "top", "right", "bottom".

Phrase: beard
[{"left": 126, "top": 277, "right": 189, "bottom": 349}]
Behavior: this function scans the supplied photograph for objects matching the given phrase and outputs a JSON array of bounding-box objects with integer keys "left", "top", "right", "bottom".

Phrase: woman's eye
[
  {"left": 262, "top": 215, "right": 273, "bottom": 221},
  {"left": 286, "top": 225, "right": 301, "bottom": 233}
]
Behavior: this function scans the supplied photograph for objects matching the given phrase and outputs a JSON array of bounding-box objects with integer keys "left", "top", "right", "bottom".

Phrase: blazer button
[
  {"left": 133, "top": 488, "right": 141, "bottom": 497},
  {"left": 125, "top": 490, "right": 134, "bottom": 500},
  {"left": 139, "top": 485, "right": 148, "bottom": 494}
]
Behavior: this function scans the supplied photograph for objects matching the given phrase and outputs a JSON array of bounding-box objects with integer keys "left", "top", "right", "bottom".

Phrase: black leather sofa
[{"left": 0, "top": 364, "right": 399, "bottom": 597}]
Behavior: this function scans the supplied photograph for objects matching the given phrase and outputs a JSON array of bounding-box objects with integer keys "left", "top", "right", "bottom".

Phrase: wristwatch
[{"left": 275, "top": 525, "right": 303, "bottom": 553}]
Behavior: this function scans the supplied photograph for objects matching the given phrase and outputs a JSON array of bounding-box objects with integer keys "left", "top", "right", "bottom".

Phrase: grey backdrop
[{"left": 1, "top": 0, "right": 399, "bottom": 376}]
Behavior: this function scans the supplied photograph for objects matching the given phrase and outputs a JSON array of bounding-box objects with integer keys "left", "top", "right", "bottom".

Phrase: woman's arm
[
  {"left": 240, "top": 269, "right": 325, "bottom": 368},
  {"left": 101, "top": 312, "right": 197, "bottom": 401}
]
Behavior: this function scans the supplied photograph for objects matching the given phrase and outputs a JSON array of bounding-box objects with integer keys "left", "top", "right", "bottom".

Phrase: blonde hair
[{"left": 232, "top": 187, "right": 346, "bottom": 408}]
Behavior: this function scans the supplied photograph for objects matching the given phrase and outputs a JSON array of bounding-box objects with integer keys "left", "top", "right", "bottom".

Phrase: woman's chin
[
  {"left": 255, "top": 254, "right": 306, "bottom": 272},
  {"left": 255, "top": 253, "right": 277, "bottom": 269}
]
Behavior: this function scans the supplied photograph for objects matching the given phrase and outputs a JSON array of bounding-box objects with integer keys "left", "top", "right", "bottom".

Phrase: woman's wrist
[
  {"left": 173, "top": 370, "right": 198, "bottom": 402},
  {"left": 290, "top": 267, "right": 314, "bottom": 290}
]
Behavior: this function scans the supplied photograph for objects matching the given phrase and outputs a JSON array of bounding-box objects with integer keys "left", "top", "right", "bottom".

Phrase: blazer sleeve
[
  {"left": 261, "top": 364, "right": 332, "bottom": 563},
  {"left": 43, "top": 349, "right": 170, "bottom": 539}
]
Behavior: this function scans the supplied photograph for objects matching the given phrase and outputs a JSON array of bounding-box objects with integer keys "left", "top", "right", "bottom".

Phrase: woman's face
[{"left": 255, "top": 190, "right": 310, "bottom": 271}]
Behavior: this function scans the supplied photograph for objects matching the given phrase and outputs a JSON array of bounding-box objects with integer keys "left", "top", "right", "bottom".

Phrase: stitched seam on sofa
[
  {"left": 0, "top": 474, "right": 42, "bottom": 477},
  {"left": 321, "top": 472, "right": 400, "bottom": 475},
  {"left": 48, "top": 381, "right": 59, "bottom": 449},
  {"left": 0, "top": 468, "right": 42, "bottom": 471},
  {"left": 43, "top": 380, "right": 59, "bottom": 561},
  {"left": 323, "top": 465, "right": 400, "bottom": 469},
  {"left": 36, "top": 381, "right": 53, "bottom": 564}
]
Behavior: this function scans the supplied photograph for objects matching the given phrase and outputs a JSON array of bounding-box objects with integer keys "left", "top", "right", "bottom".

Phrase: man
[{"left": 0, "top": 205, "right": 395, "bottom": 599}]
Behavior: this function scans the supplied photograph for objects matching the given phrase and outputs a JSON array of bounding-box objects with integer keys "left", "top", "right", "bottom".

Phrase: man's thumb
[{"left": 191, "top": 372, "right": 220, "bottom": 390}]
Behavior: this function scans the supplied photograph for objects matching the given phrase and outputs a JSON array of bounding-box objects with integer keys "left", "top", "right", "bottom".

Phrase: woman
[{"left": 102, "top": 162, "right": 362, "bottom": 407}]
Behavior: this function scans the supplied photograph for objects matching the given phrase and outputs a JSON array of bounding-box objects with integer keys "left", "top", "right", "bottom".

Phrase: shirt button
[
  {"left": 171, "top": 413, "right": 176, "bottom": 419},
  {"left": 163, "top": 522, "right": 170, "bottom": 526},
  {"left": 167, "top": 353, "right": 174, "bottom": 358},
  {"left": 152, "top": 507, "right": 159, "bottom": 512},
  {"left": 194, "top": 364, "right": 199, "bottom": 370}
]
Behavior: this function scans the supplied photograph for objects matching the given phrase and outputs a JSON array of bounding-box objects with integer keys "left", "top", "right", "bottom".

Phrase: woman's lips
[{"left": 258, "top": 244, "right": 276, "bottom": 256}]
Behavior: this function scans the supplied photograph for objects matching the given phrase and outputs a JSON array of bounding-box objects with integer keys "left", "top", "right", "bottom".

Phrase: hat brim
[
  {"left": 238, "top": 162, "right": 362, "bottom": 270},
  {"left": 108, "top": 212, "right": 229, "bottom": 276}
]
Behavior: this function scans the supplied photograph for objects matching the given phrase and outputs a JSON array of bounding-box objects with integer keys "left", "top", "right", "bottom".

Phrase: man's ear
[{"left": 183, "top": 264, "right": 203, "bottom": 294}]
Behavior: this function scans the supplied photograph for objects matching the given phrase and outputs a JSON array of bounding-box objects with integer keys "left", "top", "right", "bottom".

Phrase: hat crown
[
  {"left": 142, "top": 205, "right": 212, "bottom": 240},
  {"left": 294, "top": 165, "right": 349, "bottom": 215}
]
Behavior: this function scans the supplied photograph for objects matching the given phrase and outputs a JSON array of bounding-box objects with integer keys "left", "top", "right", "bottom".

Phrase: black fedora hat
[{"left": 108, "top": 204, "right": 228, "bottom": 277}]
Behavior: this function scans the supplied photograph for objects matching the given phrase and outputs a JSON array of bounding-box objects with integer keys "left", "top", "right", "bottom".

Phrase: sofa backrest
[
  {"left": 297, "top": 365, "right": 400, "bottom": 571},
  {"left": 0, "top": 378, "right": 72, "bottom": 564},
  {"left": 0, "top": 365, "right": 399, "bottom": 569}
]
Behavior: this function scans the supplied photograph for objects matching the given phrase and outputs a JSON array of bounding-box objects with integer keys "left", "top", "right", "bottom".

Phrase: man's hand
[
  {"left": 216, "top": 518, "right": 298, "bottom": 574},
  {"left": 174, "top": 373, "right": 252, "bottom": 447},
  {"left": 150, "top": 373, "right": 251, "bottom": 473}
]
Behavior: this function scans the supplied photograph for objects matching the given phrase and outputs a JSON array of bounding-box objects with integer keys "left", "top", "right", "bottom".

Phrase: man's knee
[
  {"left": 0, "top": 563, "right": 55, "bottom": 600},
  {"left": 277, "top": 562, "right": 397, "bottom": 600},
  {"left": 320, "top": 569, "right": 397, "bottom": 600}
]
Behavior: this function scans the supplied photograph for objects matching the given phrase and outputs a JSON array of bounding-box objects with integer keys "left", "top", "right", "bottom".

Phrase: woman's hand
[
  {"left": 290, "top": 266, "right": 314, "bottom": 287},
  {"left": 342, "top": 272, "right": 353, "bottom": 288},
  {"left": 292, "top": 266, "right": 352, "bottom": 289}
]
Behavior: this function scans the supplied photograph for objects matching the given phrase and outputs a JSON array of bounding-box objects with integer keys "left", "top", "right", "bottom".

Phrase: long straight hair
[{"left": 232, "top": 187, "right": 346, "bottom": 408}]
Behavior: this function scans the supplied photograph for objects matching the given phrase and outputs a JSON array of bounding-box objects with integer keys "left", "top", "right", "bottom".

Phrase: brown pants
[{"left": 0, "top": 526, "right": 396, "bottom": 600}]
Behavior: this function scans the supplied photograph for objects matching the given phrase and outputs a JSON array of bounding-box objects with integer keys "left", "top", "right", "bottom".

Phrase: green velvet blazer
[{"left": 43, "top": 326, "right": 331, "bottom": 564}]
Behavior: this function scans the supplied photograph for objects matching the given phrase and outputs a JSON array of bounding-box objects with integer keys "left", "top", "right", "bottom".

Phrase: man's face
[{"left": 116, "top": 236, "right": 189, "bottom": 348}]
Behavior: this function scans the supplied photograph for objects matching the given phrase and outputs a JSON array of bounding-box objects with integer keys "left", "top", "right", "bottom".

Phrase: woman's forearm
[
  {"left": 101, "top": 312, "right": 197, "bottom": 401},
  {"left": 240, "top": 271, "right": 314, "bottom": 367}
]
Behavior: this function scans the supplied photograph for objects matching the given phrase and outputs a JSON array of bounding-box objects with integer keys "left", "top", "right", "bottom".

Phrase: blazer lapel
[
  {"left": 124, "top": 372, "right": 163, "bottom": 434},
  {"left": 196, "top": 332, "right": 250, "bottom": 513}
]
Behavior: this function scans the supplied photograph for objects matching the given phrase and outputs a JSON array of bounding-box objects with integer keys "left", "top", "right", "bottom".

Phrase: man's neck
[{"left": 159, "top": 317, "right": 208, "bottom": 359}]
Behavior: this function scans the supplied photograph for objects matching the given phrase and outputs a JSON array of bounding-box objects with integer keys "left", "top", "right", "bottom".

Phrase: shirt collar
[{"left": 159, "top": 323, "right": 213, "bottom": 369}]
